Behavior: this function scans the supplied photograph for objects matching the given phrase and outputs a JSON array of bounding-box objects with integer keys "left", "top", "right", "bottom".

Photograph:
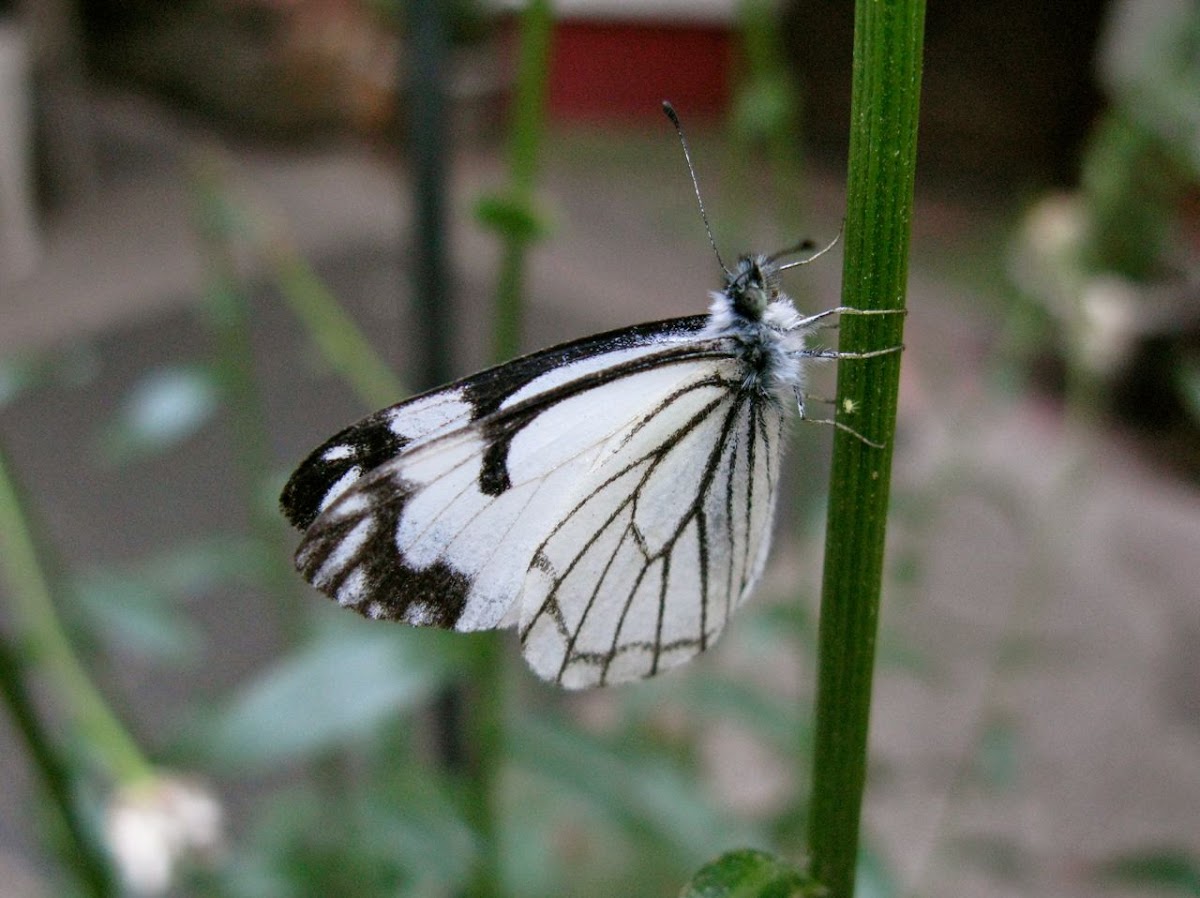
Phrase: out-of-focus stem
[{"left": 0, "top": 443, "right": 153, "bottom": 788}]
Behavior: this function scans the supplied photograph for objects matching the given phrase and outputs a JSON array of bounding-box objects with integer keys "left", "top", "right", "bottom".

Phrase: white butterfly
[
  {"left": 280, "top": 248, "right": 900, "bottom": 688},
  {"left": 281, "top": 103, "right": 901, "bottom": 688}
]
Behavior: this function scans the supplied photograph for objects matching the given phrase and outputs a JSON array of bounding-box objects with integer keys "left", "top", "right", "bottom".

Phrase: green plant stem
[
  {"left": 490, "top": 0, "right": 552, "bottom": 362},
  {"left": 0, "top": 633, "right": 115, "bottom": 896},
  {"left": 0, "top": 445, "right": 153, "bottom": 789},
  {"left": 733, "top": 0, "right": 806, "bottom": 240},
  {"left": 266, "top": 237, "right": 405, "bottom": 409},
  {"left": 461, "top": 633, "right": 504, "bottom": 898},
  {"left": 807, "top": 1, "right": 924, "bottom": 896}
]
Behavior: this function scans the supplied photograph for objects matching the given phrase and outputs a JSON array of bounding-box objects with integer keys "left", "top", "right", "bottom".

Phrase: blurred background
[{"left": 1, "top": 0, "right": 1198, "bottom": 896}]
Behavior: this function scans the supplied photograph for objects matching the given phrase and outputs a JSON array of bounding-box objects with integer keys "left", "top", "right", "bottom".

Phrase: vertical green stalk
[
  {"left": 488, "top": 0, "right": 553, "bottom": 362},
  {"left": 463, "top": 5, "right": 553, "bottom": 897},
  {"left": 807, "top": 1, "right": 925, "bottom": 896},
  {"left": 460, "top": 631, "right": 503, "bottom": 898},
  {"left": 0, "top": 445, "right": 153, "bottom": 788},
  {"left": 406, "top": 3, "right": 496, "bottom": 894},
  {"left": 0, "top": 443, "right": 146, "bottom": 895},
  {"left": 0, "top": 634, "right": 115, "bottom": 896},
  {"left": 733, "top": 0, "right": 806, "bottom": 240}
]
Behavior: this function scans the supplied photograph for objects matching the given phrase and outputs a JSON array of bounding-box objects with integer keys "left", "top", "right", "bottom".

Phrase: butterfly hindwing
[{"left": 519, "top": 365, "right": 786, "bottom": 687}]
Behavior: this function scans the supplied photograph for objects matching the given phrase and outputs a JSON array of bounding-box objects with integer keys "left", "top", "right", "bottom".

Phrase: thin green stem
[
  {"left": 733, "top": 0, "right": 806, "bottom": 240},
  {"left": 490, "top": 0, "right": 552, "bottom": 362},
  {"left": 0, "top": 444, "right": 153, "bottom": 788},
  {"left": 266, "top": 236, "right": 405, "bottom": 410},
  {"left": 807, "top": 1, "right": 925, "bottom": 896},
  {"left": 0, "top": 633, "right": 115, "bottom": 896},
  {"left": 461, "top": 634, "right": 504, "bottom": 898}
]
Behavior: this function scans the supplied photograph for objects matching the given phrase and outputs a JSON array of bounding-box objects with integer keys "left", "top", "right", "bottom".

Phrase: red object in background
[{"left": 545, "top": 21, "right": 732, "bottom": 122}]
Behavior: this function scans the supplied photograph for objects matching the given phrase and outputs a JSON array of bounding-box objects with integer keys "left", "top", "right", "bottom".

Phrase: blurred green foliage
[{"left": 1007, "top": 0, "right": 1200, "bottom": 437}]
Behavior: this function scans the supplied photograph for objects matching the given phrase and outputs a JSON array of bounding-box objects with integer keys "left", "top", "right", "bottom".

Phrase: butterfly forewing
[{"left": 285, "top": 317, "right": 757, "bottom": 642}]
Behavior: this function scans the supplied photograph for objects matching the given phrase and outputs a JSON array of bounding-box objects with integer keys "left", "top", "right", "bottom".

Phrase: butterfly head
[{"left": 725, "top": 255, "right": 780, "bottom": 322}]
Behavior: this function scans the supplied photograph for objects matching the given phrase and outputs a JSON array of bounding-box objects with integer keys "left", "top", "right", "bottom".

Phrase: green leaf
[
  {"left": 72, "top": 537, "right": 267, "bottom": 664},
  {"left": 219, "top": 774, "right": 475, "bottom": 898},
  {"left": 1092, "top": 849, "right": 1200, "bottom": 895},
  {"left": 474, "top": 192, "right": 551, "bottom": 243},
  {"left": 853, "top": 845, "right": 899, "bottom": 898},
  {"left": 510, "top": 713, "right": 761, "bottom": 867},
  {"left": 201, "top": 616, "right": 460, "bottom": 768},
  {"left": 104, "top": 535, "right": 267, "bottom": 596},
  {"left": 0, "top": 345, "right": 103, "bottom": 410},
  {"left": 974, "top": 715, "right": 1019, "bottom": 790},
  {"left": 97, "top": 365, "right": 220, "bottom": 463},
  {"left": 142, "top": 535, "right": 270, "bottom": 591},
  {"left": 358, "top": 777, "right": 477, "bottom": 888},
  {"left": 680, "top": 849, "right": 820, "bottom": 898},
  {"left": 499, "top": 765, "right": 729, "bottom": 898},
  {"left": 0, "top": 355, "right": 39, "bottom": 408},
  {"left": 74, "top": 571, "right": 204, "bottom": 664}
]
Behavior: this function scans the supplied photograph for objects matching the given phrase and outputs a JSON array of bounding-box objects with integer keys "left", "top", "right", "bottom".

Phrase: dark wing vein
[
  {"left": 598, "top": 396, "right": 749, "bottom": 683},
  {"left": 739, "top": 401, "right": 758, "bottom": 601}
]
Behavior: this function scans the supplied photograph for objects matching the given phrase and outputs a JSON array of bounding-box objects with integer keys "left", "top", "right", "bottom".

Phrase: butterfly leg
[
  {"left": 801, "top": 343, "right": 904, "bottom": 362},
  {"left": 793, "top": 335, "right": 904, "bottom": 449},
  {"left": 792, "top": 306, "right": 906, "bottom": 332},
  {"left": 794, "top": 386, "right": 887, "bottom": 448},
  {"left": 793, "top": 341, "right": 903, "bottom": 445}
]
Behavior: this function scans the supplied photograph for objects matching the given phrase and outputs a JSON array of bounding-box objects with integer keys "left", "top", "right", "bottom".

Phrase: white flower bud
[{"left": 105, "top": 774, "right": 224, "bottom": 895}]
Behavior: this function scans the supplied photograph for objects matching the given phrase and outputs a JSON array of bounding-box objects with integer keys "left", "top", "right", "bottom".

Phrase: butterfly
[{"left": 280, "top": 105, "right": 902, "bottom": 688}]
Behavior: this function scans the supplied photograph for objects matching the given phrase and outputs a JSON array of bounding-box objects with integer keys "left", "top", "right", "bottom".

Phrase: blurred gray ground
[{"left": 2, "top": 89, "right": 1199, "bottom": 897}]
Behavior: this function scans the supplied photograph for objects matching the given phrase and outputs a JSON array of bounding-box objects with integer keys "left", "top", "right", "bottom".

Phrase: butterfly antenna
[
  {"left": 662, "top": 101, "right": 728, "bottom": 274},
  {"left": 766, "top": 238, "right": 817, "bottom": 263},
  {"left": 775, "top": 223, "right": 843, "bottom": 271}
]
